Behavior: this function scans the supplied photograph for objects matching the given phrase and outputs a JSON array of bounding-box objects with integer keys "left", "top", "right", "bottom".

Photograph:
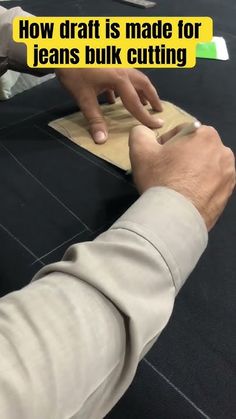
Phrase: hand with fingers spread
[
  {"left": 129, "top": 124, "right": 235, "bottom": 231},
  {"left": 55, "top": 68, "right": 163, "bottom": 144}
]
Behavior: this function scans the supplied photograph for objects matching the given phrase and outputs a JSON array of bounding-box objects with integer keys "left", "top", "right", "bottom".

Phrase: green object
[
  {"left": 196, "top": 37, "right": 229, "bottom": 61},
  {"left": 196, "top": 42, "right": 217, "bottom": 59}
]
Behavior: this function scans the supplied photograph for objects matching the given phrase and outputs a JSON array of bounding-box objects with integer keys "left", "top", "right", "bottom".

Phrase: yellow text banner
[{"left": 13, "top": 17, "right": 213, "bottom": 68}]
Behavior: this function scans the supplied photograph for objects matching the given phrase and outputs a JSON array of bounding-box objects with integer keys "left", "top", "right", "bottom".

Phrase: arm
[
  {"left": 0, "top": 7, "right": 163, "bottom": 142},
  {"left": 0, "top": 122, "right": 234, "bottom": 418},
  {"left": 0, "top": 187, "right": 207, "bottom": 419},
  {"left": 0, "top": 6, "right": 52, "bottom": 76}
]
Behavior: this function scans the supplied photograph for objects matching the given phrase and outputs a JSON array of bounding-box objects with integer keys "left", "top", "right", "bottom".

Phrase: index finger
[
  {"left": 130, "top": 71, "right": 163, "bottom": 112},
  {"left": 117, "top": 79, "right": 164, "bottom": 128}
]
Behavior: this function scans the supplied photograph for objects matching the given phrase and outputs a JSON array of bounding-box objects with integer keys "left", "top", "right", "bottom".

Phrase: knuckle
[
  {"left": 224, "top": 146, "right": 234, "bottom": 157},
  {"left": 223, "top": 147, "right": 235, "bottom": 167},
  {"left": 141, "top": 75, "right": 151, "bottom": 88},
  {"left": 196, "top": 125, "right": 208, "bottom": 136},
  {"left": 115, "top": 69, "right": 126, "bottom": 76},
  {"left": 115, "top": 69, "right": 128, "bottom": 83},
  {"left": 200, "top": 125, "right": 221, "bottom": 143},
  {"left": 205, "top": 125, "right": 218, "bottom": 136}
]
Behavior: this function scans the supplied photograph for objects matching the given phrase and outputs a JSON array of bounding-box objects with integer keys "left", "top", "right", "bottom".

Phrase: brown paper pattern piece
[{"left": 49, "top": 99, "right": 196, "bottom": 171}]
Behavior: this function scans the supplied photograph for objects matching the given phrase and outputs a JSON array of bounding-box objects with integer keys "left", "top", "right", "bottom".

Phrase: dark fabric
[{"left": 0, "top": 1, "right": 235, "bottom": 418}]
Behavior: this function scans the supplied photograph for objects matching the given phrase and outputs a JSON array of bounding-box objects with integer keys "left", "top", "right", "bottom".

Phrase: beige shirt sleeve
[
  {"left": 0, "top": 187, "right": 207, "bottom": 419},
  {"left": 0, "top": 6, "right": 53, "bottom": 75}
]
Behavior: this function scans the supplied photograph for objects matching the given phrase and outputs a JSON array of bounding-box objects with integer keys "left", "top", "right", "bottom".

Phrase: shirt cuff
[{"left": 110, "top": 187, "right": 208, "bottom": 294}]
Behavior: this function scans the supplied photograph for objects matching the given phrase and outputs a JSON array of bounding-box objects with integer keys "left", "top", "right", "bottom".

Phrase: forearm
[
  {"left": 0, "top": 6, "right": 53, "bottom": 76},
  {"left": 0, "top": 187, "right": 207, "bottom": 419}
]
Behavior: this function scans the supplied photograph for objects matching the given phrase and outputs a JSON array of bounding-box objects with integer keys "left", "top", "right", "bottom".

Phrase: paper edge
[{"left": 213, "top": 36, "right": 229, "bottom": 60}]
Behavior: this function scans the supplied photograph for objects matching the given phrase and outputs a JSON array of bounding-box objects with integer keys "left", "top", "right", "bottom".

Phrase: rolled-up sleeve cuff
[
  {"left": 0, "top": 7, "right": 53, "bottom": 75},
  {"left": 111, "top": 187, "right": 208, "bottom": 295},
  {"left": 0, "top": 7, "right": 30, "bottom": 64}
]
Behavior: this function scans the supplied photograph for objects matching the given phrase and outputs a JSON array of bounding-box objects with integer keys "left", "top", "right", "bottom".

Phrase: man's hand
[
  {"left": 55, "top": 68, "right": 163, "bottom": 144},
  {"left": 129, "top": 124, "right": 235, "bottom": 231}
]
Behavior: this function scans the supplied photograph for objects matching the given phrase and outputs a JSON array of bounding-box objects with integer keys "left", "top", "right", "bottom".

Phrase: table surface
[{"left": 0, "top": 1, "right": 235, "bottom": 418}]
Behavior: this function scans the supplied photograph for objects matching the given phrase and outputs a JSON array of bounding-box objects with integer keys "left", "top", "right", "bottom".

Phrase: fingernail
[
  {"left": 157, "top": 118, "right": 164, "bottom": 126},
  {"left": 94, "top": 131, "right": 107, "bottom": 144}
]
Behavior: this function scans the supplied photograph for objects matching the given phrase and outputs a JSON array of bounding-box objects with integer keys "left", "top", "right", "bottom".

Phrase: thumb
[
  {"left": 129, "top": 125, "right": 161, "bottom": 169},
  {"left": 78, "top": 88, "right": 108, "bottom": 144},
  {"left": 158, "top": 123, "right": 188, "bottom": 145}
]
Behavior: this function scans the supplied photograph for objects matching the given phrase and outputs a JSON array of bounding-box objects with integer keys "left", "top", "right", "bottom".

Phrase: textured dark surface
[{"left": 0, "top": 1, "right": 235, "bottom": 418}]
